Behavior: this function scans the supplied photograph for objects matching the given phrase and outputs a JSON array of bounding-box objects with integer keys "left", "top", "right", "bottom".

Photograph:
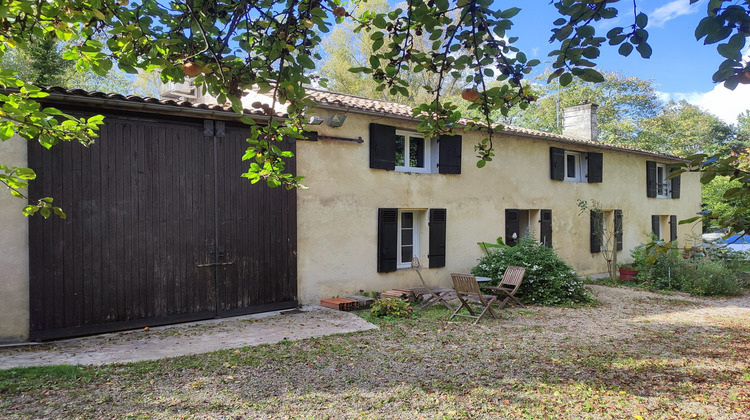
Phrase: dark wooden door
[
  {"left": 214, "top": 124, "right": 298, "bottom": 316},
  {"left": 28, "top": 114, "right": 297, "bottom": 341}
]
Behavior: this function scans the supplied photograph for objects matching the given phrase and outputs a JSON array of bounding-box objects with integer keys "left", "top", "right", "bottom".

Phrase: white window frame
[
  {"left": 397, "top": 210, "right": 420, "bottom": 269},
  {"left": 395, "top": 130, "right": 431, "bottom": 174},
  {"left": 564, "top": 151, "right": 584, "bottom": 182},
  {"left": 656, "top": 163, "right": 671, "bottom": 198}
]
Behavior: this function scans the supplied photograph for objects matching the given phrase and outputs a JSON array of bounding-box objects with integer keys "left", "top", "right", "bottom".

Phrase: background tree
[
  {"left": 504, "top": 71, "right": 664, "bottom": 145},
  {"left": 0, "top": 36, "right": 133, "bottom": 93},
  {"left": 636, "top": 100, "right": 737, "bottom": 156}
]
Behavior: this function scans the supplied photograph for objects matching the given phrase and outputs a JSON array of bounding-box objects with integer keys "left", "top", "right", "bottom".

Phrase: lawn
[{"left": 1, "top": 285, "right": 748, "bottom": 419}]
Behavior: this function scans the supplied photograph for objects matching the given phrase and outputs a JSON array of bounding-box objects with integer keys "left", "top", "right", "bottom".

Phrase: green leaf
[
  {"left": 499, "top": 8, "right": 521, "bottom": 19},
  {"left": 635, "top": 12, "right": 648, "bottom": 29},
  {"left": 618, "top": 42, "right": 633, "bottom": 56},
  {"left": 636, "top": 42, "right": 652, "bottom": 58},
  {"left": 679, "top": 217, "right": 701, "bottom": 224},
  {"left": 559, "top": 72, "right": 573, "bottom": 86},
  {"left": 15, "top": 167, "right": 36, "bottom": 180},
  {"left": 576, "top": 68, "right": 604, "bottom": 83}
]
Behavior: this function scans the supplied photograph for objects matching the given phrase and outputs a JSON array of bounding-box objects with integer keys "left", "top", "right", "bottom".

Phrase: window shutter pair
[
  {"left": 590, "top": 210, "right": 603, "bottom": 253},
  {"left": 549, "top": 147, "right": 602, "bottom": 182},
  {"left": 369, "top": 123, "right": 461, "bottom": 174},
  {"left": 646, "top": 161, "right": 681, "bottom": 198},
  {"left": 540, "top": 209, "right": 552, "bottom": 248},
  {"left": 376, "top": 208, "right": 446, "bottom": 273}
]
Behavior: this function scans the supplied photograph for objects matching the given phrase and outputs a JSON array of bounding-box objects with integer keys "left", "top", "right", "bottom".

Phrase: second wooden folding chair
[
  {"left": 485, "top": 266, "right": 526, "bottom": 309},
  {"left": 449, "top": 273, "right": 498, "bottom": 324}
]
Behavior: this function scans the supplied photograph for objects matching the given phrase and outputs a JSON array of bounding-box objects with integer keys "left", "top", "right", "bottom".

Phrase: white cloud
[
  {"left": 662, "top": 84, "right": 750, "bottom": 124},
  {"left": 695, "top": 83, "right": 750, "bottom": 123},
  {"left": 650, "top": 0, "right": 703, "bottom": 28}
]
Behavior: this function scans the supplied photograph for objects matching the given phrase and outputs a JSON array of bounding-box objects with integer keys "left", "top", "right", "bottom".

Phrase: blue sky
[{"left": 502, "top": 0, "right": 750, "bottom": 124}]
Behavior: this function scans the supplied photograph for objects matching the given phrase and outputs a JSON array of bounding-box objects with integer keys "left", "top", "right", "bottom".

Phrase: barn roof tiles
[{"left": 36, "top": 86, "right": 679, "bottom": 160}]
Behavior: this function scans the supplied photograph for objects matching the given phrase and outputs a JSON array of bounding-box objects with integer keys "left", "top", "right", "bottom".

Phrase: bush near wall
[
  {"left": 633, "top": 244, "right": 747, "bottom": 297},
  {"left": 472, "top": 237, "right": 593, "bottom": 306}
]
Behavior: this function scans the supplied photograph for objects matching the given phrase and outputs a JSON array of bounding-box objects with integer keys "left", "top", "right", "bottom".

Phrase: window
[
  {"left": 651, "top": 214, "right": 678, "bottom": 242},
  {"left": 647, "top": 161, "right": 681, "bottom": 199},
  {"left": 370, "top": 123, "right": 462, "bottom": 174},
  {"left": 377, "top": 208, "right": 446, "bottom": 272},
  {"left": 590, "top": 209, "right": 623, "bottom": 253},
  {"left": 395, "top": 131, "right": 429, "bottom": 173},
  {"left": 398, "top": 210, "right": 419, "bottom": 268},
  {"left": 506, "top": 209, "right": 553, "bottom": 248},
  {"left": 565, "top": 151, "right": 584, "bottom": 182},
  {"left": 550, "top": 147, "right": 602, "bottom": 183}
]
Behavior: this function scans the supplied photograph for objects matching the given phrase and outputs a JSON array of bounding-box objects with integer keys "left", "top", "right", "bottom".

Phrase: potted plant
[{"left": 618, "top": 264, "right": 639, "bottom": 281}]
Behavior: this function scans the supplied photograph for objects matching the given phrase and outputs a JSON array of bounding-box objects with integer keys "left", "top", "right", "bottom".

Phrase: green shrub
[
  {"left": 676, "top": 260, "right": 742, "bottom": 296},
  {"left": 631, "top": 239, "right": 746, "bottom": 296},
  {"left": 471, "top": 236, "right": 592, "bottom": 306},
  {"left": 370, "top": 298, "right": 413, "bottom": 318},
  {"left": 635, "top": 246, "right": 683, "bottom": 290}
]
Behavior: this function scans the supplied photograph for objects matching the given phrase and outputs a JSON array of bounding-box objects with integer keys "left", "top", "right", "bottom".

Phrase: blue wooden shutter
[
  {"left": 587, "top": 152, "right": 603, "bottom": 183},
  {"left": 670, "top": 215, "right": 678, "bottom": 242},
  {"left": 590, "top": 210, "right": 603, "bottom": 253},
  {"left": 438, "top": 135, "right": 462, "bottom": 174},
  {"left": 646, "top": 161, "right": 657, "bottom": 197},
  {"left": 369, "top": 123, "right": 396, "bottom": 170},
  {"left": 428, "top": 208, "right": 447, "bottom": 268},
  {"left": 540, "top": 209, "right": 552, "bottom": 248},
  {"left": 377, "top": 208, "right": 398, "bottom": 272},
  {"left": 550, "top": 147, "right": 564, "bottom": 181},
  {"left": 614, "top": 209, "right": 623, "bottom": 251},
  {"left": 505, "top": 209, "right": 520, "bottom": 247}
]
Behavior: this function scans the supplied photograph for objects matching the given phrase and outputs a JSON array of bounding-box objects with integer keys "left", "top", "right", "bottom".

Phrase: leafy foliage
[
  {"left": 504, "top": 71, "right": 664, "bottom": 144},
  {"left": 631, "top": 240, "right": 746, "bottom": 296},
  {"left": 472, "top": 236, "right": 592, "bottom": 306},
  {"left": 0, "top": 0, "right": 748, "bottom": 211},
  {"left": 370, "top": 297, "right": 413, "bottom": 318}
]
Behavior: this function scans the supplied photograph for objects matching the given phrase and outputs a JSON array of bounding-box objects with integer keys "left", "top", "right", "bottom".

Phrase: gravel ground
[{"left": 1, "top": 284, "right": 749, "bottom": 419}]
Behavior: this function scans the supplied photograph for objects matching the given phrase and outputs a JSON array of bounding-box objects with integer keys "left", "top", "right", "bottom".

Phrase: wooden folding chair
[
  {"left": 410, "top": 257, "right": 454, "bottom": 310},
  {"left": 449, "top": 273, "right": 498, "bottom": 324},
  {"left": 485, "top": 266, "right": 526, "bottom": 309}
]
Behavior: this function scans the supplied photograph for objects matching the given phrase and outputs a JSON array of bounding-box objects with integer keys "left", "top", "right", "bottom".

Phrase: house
[{"left": 0, "top": 88, "right": 701, "bottom": 343}]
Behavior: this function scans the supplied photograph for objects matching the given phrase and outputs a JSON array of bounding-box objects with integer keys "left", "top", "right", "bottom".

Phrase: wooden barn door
[{"left": 28, "top": 114, "right": 297, "bottom": 341}]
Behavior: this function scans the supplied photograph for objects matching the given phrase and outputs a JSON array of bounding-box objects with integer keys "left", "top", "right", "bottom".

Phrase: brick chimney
[{"left": 562, "top": 103, "right": 599, "bottom": 142}]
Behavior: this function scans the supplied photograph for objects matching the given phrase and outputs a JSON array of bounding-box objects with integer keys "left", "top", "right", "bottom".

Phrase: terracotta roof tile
[
  {"left": 305, "top": 87, "right": 680, "bottom": 160},
  {"left": 37, "top": 86, "right": 678, "bottom": 160}
]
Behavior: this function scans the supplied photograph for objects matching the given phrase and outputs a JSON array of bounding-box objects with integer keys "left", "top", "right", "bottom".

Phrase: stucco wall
[
  {"left": 295, "top": 111, "right": 702, "bottom": 304},
  {"left": 0, "top": 136, "right": 30, "bottom": 343}
]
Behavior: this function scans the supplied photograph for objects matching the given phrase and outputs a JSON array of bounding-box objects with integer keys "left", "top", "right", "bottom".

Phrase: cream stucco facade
[
  {"left": 0, "top": 90, "right": 701, "bottom": 342},
  {"left": 0, "top": 136, "right": 30, "bottom": 343},
  {"left": 296, "top": 109, "right": 701, "bottom": 304}
]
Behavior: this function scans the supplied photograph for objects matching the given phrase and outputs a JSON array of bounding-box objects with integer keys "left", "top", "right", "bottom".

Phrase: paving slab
[{"left": 0, "top": 305, "right": 378, "bottom": 369}]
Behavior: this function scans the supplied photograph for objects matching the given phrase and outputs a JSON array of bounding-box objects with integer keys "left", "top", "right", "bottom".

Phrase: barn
[{"left": 1, "top": 89, "right": 297, "bottom": 342}]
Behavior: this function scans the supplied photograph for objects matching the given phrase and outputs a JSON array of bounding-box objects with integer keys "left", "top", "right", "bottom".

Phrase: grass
[{"left": 1, "top": 285, "right": 749, "bottom": 419}]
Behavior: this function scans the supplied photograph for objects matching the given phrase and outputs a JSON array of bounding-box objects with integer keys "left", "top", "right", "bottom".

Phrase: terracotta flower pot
[{"left": 618, "top": 267, "right": 639, "bottom": 282}]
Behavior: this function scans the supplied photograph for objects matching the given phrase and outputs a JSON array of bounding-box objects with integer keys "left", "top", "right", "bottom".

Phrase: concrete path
[{"left": 0, "top": 305, "right": 378, "bottom": 369}]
